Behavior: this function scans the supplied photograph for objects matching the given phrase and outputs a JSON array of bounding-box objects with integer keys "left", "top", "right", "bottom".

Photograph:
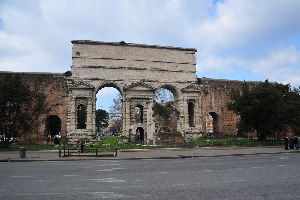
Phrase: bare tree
[{"left": 109, "top": 94, "right": 123, "bottom": 134}]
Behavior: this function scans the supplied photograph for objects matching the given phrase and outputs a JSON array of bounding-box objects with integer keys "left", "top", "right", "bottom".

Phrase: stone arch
[
  {"left": 96, "top": 82, "right": 123, "bottom": 116},
  {"left": 45, "top": 115, "right": 61, "bottom": 138},
  {"left": 97, "top": 81, "right": 123, "bottom": 95},
  {"left": 155, "top": 84, "right": 179, "bottom": 101},
  {"left": 136, "top": 127, "right": 145, "bottom": 144},
  {"left": 209, "top": 112, "right": 219, "bottom": 136},
  {"left": 96, "top": 82, "right": 123, "bottom": 137}
]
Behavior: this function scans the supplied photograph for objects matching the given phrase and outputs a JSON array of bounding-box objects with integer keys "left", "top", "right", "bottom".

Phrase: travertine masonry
[{"left": 0, "top": 40, "right": 259, "bottom": 144}]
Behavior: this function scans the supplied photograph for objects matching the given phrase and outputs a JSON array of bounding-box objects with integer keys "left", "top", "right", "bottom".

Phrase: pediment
[
  {"left": 69, "top": 80, "right": 95, "bottom": 89},
  {"left": 124, "top": 81, "right": 155, "bottom": 91},
  {"left": 181, "top": 84, "right": 202, "bottom": 92}
]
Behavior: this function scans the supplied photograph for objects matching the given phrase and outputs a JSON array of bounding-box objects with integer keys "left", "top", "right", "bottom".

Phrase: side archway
[{"left": 45, "top": 115, "right": 61, "bottom": 138}]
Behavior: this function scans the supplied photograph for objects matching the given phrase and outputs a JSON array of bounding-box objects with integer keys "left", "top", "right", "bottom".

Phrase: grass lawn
[
  {"left": 189, "top": 136, "right": 284, "bottom": 147},
  {"left": 2, "top": 136, "right": 284, "bottom": 151}
]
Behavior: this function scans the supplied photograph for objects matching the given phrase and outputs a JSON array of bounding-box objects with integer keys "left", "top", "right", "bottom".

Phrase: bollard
[{"left": 20, "top": 147, "right": 26, "bottom": 159}]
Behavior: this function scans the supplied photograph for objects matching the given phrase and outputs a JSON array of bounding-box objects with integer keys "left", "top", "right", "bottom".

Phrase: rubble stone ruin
[{"left": 0, "top": 40, "right": 259, "bottom": 145}]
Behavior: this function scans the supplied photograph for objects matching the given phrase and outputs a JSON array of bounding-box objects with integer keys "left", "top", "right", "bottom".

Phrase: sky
[{"left": 1, "top": 0, "right": 300, "bottom": 111}]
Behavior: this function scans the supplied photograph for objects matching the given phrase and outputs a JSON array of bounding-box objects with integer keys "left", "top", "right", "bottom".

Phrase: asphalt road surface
[{"left": 0, "top": 153, "right": 300, "bottom": 200}]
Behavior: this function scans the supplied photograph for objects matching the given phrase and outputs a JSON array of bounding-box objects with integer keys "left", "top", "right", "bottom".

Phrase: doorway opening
[
  {"left": 45, "top": 115, "right": 61, "bottom": 138},
  {"left": 136, "top": 127, "right": 144, "bottom": 145},
  {"left": 207, "top": 112, "right": 218, "bottom": 136}
]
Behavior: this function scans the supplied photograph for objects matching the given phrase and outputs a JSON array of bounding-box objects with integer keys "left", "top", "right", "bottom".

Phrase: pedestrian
[
  {"left": 136, "top": 132, "right": 140, "bottom": 144},
  {"left": 295, "top": 136, "right": 299, "bottom": 150},
  {"left": 289, "top": 136, "right": 295, "bottom": 149},
  {"left": 80, "top": 140, "right": 85, "bottom": 153},
  {"left": 284, "top": 135, "right": 289, "bottom": 150}
]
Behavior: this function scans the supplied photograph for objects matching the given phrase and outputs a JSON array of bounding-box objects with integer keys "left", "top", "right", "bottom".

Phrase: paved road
[{"left": 1, "top": 152, "right": 300, "bottom": 199}]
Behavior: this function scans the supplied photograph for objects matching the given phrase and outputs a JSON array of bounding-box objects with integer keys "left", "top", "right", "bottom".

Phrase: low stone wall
[{"left": 157, "top": 132, "right": 186, "bottom": 147}]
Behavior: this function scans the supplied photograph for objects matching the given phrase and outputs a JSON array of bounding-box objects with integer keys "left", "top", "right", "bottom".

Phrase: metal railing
[{"left": 59, "top": 147, "right": 118, "bottom": 157}]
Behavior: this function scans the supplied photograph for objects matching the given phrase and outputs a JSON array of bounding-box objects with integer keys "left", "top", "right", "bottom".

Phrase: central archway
[{"left": 96, "top": 86, "right": 122, "bottom": 136}]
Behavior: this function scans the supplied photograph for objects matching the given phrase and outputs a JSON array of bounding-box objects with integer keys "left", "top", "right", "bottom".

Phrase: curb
[{"left": 1, "top": 149, "right": 299, "bottom": 162}]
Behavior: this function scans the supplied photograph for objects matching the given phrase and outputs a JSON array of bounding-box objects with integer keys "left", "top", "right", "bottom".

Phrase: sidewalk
[{"left": 0, "top": 146, "right": 299, "bottom": 162}]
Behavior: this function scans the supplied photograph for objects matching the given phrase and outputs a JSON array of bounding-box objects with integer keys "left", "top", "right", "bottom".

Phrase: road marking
[
  {"left": 63, "top": 175, "right": 79, "bottom": 177},
  {"left": 223, "top": 180, "right": 245, "bottom": 183},
  {"left": 96, "top": 169, "right": 113, "bottom": 171},
  {"left": 68, "top": 188, "right": 85, "bottom": 190},
  {"left": 279, "top": 157, "right": 289, "bottom": 159},
  {"left": 90, "top": 192, "right": 129, "bottom": 198},
  {"left": 77, "top": 178, "right": 126, "bottom": 183},
  {"left": 171, "top": 183, "right": 186, "bottom": 186}
]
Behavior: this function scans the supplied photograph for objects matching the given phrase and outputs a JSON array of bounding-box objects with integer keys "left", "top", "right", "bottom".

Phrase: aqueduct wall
[{"left": 0, "top": 40, "right": 259, "bottom": 144}]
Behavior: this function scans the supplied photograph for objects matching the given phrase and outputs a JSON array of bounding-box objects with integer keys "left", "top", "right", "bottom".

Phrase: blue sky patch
[{"left": 0, "top": 19, "right": 3, "bottom": 30}]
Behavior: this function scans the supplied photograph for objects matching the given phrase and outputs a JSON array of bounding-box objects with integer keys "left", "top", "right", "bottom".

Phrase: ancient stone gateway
[
  {"left": 1, "top": 40, "right": 247, "bottom": 145},
  {"left": 68, "top": 40, "right": 203, "bottom": 144}
]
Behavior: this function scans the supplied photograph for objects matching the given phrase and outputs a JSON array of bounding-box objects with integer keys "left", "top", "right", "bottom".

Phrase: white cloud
[
  {"left": 186, "top": 0, "right": 300, "bottom": 86},
  {"left": 249, "top": 46, "right": 300, "bottom": 86},
  {"left": 196, "top": 53, "right": 236, "bottom": 73},
  {"left": 187, "top": 0, "right": 300, "bottom": 53},
  {"left": 0, "top": 0, "right": 300, "bottom": 87}
]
